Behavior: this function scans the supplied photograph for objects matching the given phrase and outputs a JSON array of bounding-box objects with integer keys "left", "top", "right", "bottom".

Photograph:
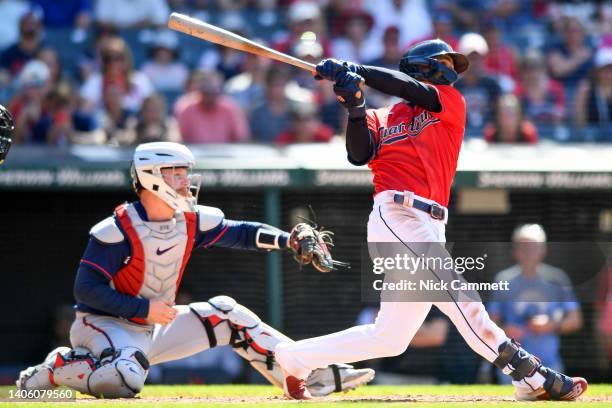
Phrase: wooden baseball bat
[{"left": 168, "top": 12, "right": 316, "bottom": 74}]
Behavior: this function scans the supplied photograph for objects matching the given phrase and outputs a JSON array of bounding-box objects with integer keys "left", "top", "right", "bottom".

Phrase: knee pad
[
  {"left": 88, "top": 347, "right": 149, "bottom": 399},
  {"left": 493, "top": 339, "right": 541, "bottom": 381}
]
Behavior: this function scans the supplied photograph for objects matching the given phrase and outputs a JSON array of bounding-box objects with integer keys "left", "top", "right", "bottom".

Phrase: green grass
[{"left": 0, "top": 384, "right": 610, "bottom": 407}]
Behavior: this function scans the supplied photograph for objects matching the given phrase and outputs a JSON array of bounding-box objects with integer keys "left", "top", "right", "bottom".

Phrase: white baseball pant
[{"left": 276, "top": 190, "right": 545, "bottom": 390}]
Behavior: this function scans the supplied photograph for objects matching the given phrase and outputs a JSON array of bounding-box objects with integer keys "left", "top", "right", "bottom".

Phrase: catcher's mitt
[{"left": 288, "top": 222, "right": 349, "bottom": 273}]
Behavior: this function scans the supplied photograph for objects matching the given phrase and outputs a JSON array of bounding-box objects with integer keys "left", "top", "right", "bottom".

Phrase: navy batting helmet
[{"left": 399, "top": 39, "right": 469, "bottom": 85}]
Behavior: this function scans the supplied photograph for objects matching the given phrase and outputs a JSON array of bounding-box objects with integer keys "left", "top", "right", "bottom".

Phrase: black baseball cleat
[{"left": 515, "top": 366, "right": 587, "bottom": 401}]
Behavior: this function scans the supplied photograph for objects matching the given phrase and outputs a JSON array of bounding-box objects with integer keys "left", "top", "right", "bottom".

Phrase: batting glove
[
  {"left": 315, "top": 58, "right": 360, "bottom": 81},
  {"left": 333, "top": 71, "right": 366, "bottom": 118}
]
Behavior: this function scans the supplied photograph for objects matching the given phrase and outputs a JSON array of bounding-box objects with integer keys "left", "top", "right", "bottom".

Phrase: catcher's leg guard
[
  {"left": 190, "top": 296, "right": 281, "bottom": 387},
  {"left": 17, "top": 347, "right": 98, "bottom": 393},
  {"left": 189, "top": 296, "right": 375, "bottom": 396}
]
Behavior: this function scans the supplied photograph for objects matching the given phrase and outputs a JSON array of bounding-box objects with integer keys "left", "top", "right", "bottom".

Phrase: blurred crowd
[{"left": 0, "top": 0, "right": 611, "bottom": 147}]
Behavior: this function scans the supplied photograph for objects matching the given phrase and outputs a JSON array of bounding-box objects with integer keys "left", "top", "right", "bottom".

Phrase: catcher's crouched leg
[{"left": 189, "top": 296, "right": 374, "bottom": 396}]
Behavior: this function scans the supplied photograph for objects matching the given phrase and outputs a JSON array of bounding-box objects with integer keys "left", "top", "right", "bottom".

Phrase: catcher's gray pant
[{"left": 71, "top": 308, "right": 218, "bottom": 366}]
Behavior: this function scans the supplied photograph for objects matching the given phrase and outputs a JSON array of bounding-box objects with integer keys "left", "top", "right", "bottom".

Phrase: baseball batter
[
  {"left": 17, "top": 142, "right": 374, "bottom": 398},
  {"left": 275, "top": 39, "right": 588, "bottom": 401}
]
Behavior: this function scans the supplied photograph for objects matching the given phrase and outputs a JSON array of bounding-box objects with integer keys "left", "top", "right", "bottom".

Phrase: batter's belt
[{"left": 378, "top": 190, "right": 448, "bottom": 223}]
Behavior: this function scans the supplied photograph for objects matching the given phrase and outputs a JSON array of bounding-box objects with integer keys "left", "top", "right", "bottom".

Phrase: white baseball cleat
[{"left": 307, "top": 364, "right": 375, "bottom": 397}]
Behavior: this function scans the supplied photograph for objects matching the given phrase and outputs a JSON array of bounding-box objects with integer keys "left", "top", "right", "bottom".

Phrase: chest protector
[{"left": 113, "top": 203, "right": 196, "bottom": 324}]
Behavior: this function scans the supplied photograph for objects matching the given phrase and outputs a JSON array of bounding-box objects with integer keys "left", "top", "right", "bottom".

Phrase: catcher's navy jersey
[{"left": 74, "top": 201, "right": 288, "bottom": 319}]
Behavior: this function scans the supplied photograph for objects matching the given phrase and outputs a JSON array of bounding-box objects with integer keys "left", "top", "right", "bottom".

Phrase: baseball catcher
[
  {"left": 0, "top": 104, "right": 14, "bottom": 165},
  {"left": 17, "top": 142, "right": 374, "bottom": 398}
]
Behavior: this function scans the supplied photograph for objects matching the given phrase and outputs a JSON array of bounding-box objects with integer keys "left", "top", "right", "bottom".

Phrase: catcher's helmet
[
  {"left": 131, "top": 142, "right": 201, "bottom": 212},
  {"left": 399, "top": 39, "right": 469, "bottom": 85},
  {"left": 0, "top": 104, "right": 14, "bottom": 164}
]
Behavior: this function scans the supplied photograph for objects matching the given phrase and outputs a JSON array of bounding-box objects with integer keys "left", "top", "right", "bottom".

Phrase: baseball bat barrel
[{"left": 168, "top": 12, "right": 317, "bottom": 73}]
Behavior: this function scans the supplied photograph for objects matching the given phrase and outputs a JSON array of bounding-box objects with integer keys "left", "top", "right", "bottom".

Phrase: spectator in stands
[
  {"left": 31, "top": 0, "right": 91, "bottom": 28},
  {"left": 76, "top": 29, "right": 115, "bottom": 84},
  {"left": 36, "top": 48, "right": 64, "bottom": 85},
  {"left": 483, "top": 93, "right": 538, "bottom": 144},
  {"left": 432, "top": 0, "right": 483, "bottom": 31},
  {"left": 142, "top": 30, "right": 188, "bottom": 93},
  {"left": 291, "top": 33, "right": 324, "bottom": 91},
  {"left": 273, "top": 1, "right": 332, "bottom": 58},
  {"left": 515, "top": 50, "right": 567, "bottom": 131},
  {"left": 198, "top": 14, "right": 248, "bottom": 80},
  {"left": 0, "top": 0, "right": 30, "bottom": 50},
  {"left": 547, "top": 16, "right": 594, "bottom": 98},
  {"left": 80, "top": 36, "right": 154, "bottom": 116},
  {"left": 275, "top": 103, "right": 333, "bottom": 144},
  {"left": 547, "top": 1, "right": 598, "bottom": 32},
  {"left": 224, "top": 52, "right": 270, "bottom": 112},
  {"left": 249, "top": 66, "right": 290, "bottom": 142},
  {"left": 10, "top": 59, "right": 49, "bottom": 143},
  {"left": 365, "top": 26, "right": 403, "bottom": 109},
  {"left": 133, "top": 93, "right": 180, "bottom": 144},
  {"left": 94, "top": 0, "right": 170, "bottom": 30},
  {"left": 488, "top": 224, "right": 583, "bottom": 383},
  {"left": 454, "top": 33, "right": 502, "bottom": 137},
  {"left": 32, "top": 82, "right": 75, "bottom": 145},
  {"left": 0, "top": 9, "right": 44, "bottom": 80},
  {"left": 574, "top": 47, "right": 612, "bottom": 142},
  {"left": 101, "top": 84, "right": 135, "bottom": 146},
  {"left": 483, "top": 22, "right": 519, "bottom": 83},
  {"left": 367, "top": 26, "right": 401, "bottom": 70},
  {"left": 406, "top": 11, "right": 458, "bottom": 52},
  {"left": 330, "top": 9, "right": 378, "bottom": 63},
  {"left": 174, "top": 70, "right": 249, "bottom": 143},
  {"left": 595, "top": 3, "right": 612, "bottom": 47},
  {"left": 364, "top": 0, "right": 432, "bottom": 50},
  {"left": 435, "top": 0, "right": 532, "bottom": 32}
]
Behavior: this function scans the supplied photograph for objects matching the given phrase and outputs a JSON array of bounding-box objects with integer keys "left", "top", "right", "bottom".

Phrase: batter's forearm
[
  {"left": 356, "top": 65, "right": 442, "bottom": 112},
  {"left": 345, "top": 116, "right": 374, "bottom": 166},
  {"left": 74, "top": 266, "right": 149, "bottom": 319}
]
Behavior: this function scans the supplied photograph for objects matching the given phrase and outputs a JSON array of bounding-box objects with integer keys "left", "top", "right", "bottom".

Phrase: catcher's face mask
[{"left": 160, "top": 166, "right": 202, "bottom": 202}]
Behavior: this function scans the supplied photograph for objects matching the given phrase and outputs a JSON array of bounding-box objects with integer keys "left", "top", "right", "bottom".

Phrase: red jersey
[{"left": 366, "top": 85, "right": 466, "bottom": 207}]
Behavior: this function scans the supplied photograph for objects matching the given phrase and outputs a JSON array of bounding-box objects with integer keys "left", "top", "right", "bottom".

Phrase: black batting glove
[
  {"left": 333, "top": 71, "right": 366, "bottom": 118},
  {"left": 315, "top": 58, "right": 360, "bottom": 81}
]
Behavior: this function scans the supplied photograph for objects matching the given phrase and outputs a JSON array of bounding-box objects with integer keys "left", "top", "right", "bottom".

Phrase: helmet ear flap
[{"left": 130, "top": 162, "right": 143, "bottom": 195}]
